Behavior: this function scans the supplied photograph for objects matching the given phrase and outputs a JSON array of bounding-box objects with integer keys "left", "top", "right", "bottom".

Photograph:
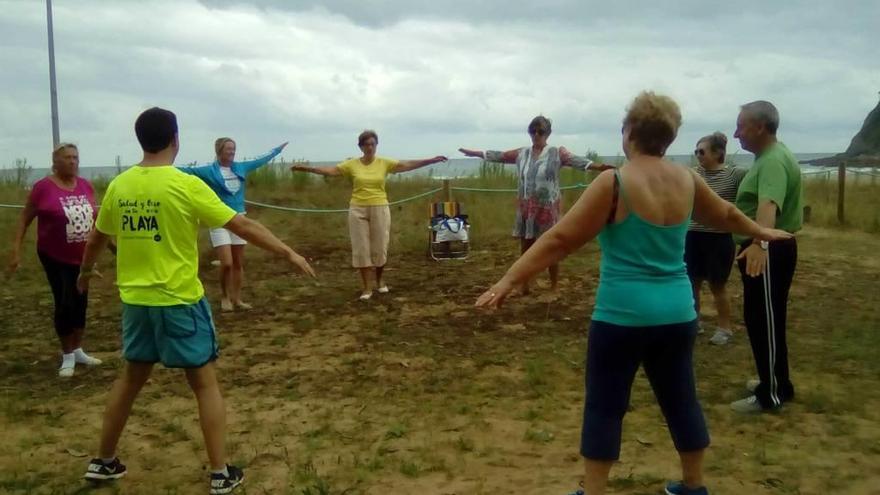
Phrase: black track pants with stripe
[{"left": 738, "top": 238, "right": 797, "bottom": 409}]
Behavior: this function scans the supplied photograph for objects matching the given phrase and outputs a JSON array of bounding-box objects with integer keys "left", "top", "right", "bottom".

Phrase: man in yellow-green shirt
[
  {"left": 730, "top": 100, "right": 802, "bottom": 414},
  {"left": 77, "top": 107, "right": 315, "bottom": 494}
]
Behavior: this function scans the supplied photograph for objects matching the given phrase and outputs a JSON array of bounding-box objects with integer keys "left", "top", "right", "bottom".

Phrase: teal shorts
[{"left": 121, "top": 297, "right": 219, "bottom": 368}]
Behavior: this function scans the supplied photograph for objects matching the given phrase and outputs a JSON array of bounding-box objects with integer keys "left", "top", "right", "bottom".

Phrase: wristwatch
[{"left": 758, "top": 240, "right": 769, "bottom": 250}]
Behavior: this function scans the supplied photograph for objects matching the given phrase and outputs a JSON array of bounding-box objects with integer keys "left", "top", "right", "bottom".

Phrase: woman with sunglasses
[
  {"left": 459, "top": 116, "right": 609, "bottom": 293},
  {"left": 685, "top": 132, "right": 747, "bottom": 345}
]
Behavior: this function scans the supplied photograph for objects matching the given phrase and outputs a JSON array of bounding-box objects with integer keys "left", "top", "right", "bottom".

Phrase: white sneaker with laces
[
  {"left": 75, "top": 352, "right": 102, "bottom": 366},
  {"left": 730, "top": 395, "right": 763, "bottom": 413}
]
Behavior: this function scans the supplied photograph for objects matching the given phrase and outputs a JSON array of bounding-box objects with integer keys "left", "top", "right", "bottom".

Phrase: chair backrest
[{"left": 429, "top": 201, "right": 464, "bottom": 218}]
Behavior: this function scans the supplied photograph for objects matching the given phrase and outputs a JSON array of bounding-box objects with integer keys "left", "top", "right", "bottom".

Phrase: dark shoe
[
  {"left": 84, "top": 457, "right": 127, "bottom": 481},
  {"left": 210, "top": 465, "right": 244, "bottom": 494},
  {"left": 665, "top": 480, "right": 709, "bottom": 495}
]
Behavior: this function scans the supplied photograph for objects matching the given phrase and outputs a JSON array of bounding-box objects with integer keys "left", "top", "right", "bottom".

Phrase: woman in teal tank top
[
  {"left": 591, "top": 166, "right": 696, "bottom": 327},
  {"left": 476, "top": 92, "right": 792, "bottom": 495}
]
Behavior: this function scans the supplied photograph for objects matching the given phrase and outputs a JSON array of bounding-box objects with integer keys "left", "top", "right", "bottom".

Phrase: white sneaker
[
  {"left": 730, "top": 395, "right": 763, "bottom": 413},
  {"left": 75, "top": 354, "right": 103, "bottom": 366},
  {"left": 358, "top": 292, "right": 373, "bottom": 301},
  {"left": 696, "top": 322, "right": 705, "bottom": 335},
  {"left": 376, "top": 286, "right": 390, "bottom": 294},
  {"left": 709, "top": 328, "right": 732, "bottom": 346},
  {"left": 59, "top": 365, "right": 75, "bottom": 378}
]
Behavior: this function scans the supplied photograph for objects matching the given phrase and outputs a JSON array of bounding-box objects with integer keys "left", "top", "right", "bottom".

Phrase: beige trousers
[{"left": 348, "top": 205, "right": 391, "bottom": 268}]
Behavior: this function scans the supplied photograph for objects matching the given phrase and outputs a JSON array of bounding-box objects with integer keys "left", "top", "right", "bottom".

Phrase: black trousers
[
  {"left": 38, "top": 251, "right": 88, "bottom": 338},
  {"left": 738, "top": 238, "right": 797, "bottom": 408},
  {"left": 581, "top": 319, "right": 710, "bottom": 460}
]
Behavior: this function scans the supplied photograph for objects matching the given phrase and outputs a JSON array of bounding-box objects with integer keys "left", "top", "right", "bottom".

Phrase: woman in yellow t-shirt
[{"left": 292, "top": 130, "right": 447, "bottom": 300}]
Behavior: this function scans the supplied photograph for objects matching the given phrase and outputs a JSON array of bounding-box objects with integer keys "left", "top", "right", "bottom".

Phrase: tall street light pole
[{"left": 46, "top": 0, "right": 60, "bottom": 147}]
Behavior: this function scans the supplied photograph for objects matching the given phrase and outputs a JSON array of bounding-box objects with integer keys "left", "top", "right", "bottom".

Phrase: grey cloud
[
  {"left": 194, "top": 0, "right": 875, "bottom": 29},
  {"left": 2, "top": 0, "right": 878, "bottom": 168}
]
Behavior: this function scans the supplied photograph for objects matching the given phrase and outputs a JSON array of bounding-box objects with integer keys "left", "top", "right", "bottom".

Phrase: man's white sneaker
[{"left": 730, "top": 395, "right": 763, "bottom": 413}]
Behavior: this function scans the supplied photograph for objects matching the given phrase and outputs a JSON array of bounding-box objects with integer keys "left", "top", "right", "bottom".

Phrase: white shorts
[{"left": 209, "top": 227, "right": 247, "bottom": 247}]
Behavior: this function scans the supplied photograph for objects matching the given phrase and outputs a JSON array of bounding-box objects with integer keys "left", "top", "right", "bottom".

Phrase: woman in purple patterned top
[
  {"left": 8, "top": 143, "right": 102, "bottom": 377},
  {"left": 460, "top": 116, "right": 609, "bottom": 292}
]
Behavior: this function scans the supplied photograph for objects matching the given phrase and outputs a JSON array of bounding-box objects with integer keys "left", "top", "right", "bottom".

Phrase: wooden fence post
[
  {"left": 837, "top": 162, "right": 846, "bottom": 224},
  {"left": 442, "top": 179, "right": 451, "bottom": 202}
]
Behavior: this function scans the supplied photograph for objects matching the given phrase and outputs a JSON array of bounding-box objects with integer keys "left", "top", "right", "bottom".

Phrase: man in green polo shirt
[{"left": 730, "top": 100, "right": 802, "bottom": 413}]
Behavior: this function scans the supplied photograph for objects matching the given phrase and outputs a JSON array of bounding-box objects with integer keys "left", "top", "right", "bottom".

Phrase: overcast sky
[{"left": 1, "top": 0, "right": 878, "bottom": 168}]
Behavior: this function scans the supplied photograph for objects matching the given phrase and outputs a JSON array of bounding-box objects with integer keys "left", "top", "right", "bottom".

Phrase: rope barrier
[
  {"left": 451, "top": 186, "right": 518, "bottom": 193},
  {"left": 0, "top": 170, "right": 875, "bottom": 213},
  {"left": 244, "top": 187, "right": 444, "bottom": 213},
  {"left": 243, "top": 200, "right": 349, "bottom": 213},
  {"left": 451, "top": 183, "right": 588, "bottom": 193},
  {"left": 387, "top": 187, "right": 444, "bottom": 205},
  {"left": 560, "top": 183, "right": 590, "bottom": 190},
  {"left": 845, "top": 169, "right": 880, "bottom": 178}
]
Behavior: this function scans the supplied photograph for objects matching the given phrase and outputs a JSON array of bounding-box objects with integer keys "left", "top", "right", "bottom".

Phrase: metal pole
[
  {"left": 837, "top": 161, "right": 846, "bottom": 224},
  {"left": 46, "top": 0, "right": 60, "bottom": 147}
]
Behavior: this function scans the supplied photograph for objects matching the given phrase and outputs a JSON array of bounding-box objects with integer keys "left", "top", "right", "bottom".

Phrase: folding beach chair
[{"left": 428, "top": 201, "right": 470, "bottom": 260}]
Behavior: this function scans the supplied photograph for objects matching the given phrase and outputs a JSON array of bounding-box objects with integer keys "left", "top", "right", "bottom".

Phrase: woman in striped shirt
[{"left": 685, "top": 132, "right": 747, "bottom": 345}]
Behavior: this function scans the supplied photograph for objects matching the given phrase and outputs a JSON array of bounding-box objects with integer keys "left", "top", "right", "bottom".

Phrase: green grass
[
  {"left": 523, "top": 427, "right": 555, "bottom": 444},
  {"left": 1, "top": 165, "right": 879, "bottom": 494},
  {"left": 802, "top": 172, "right": 880, "bottom": 232},
  {"left": 384, "top": 423, "right": 408, "bottom": 440}
]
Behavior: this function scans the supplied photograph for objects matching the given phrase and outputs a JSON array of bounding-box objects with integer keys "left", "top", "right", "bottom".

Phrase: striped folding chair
[{"left": 428, "top": 201, "right": 470, "bottom": 260}]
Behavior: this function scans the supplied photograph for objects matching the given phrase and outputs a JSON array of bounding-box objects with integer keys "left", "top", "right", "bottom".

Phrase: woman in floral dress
[{"left": 460, "top": 116, "right": 609, "bottom": 292}]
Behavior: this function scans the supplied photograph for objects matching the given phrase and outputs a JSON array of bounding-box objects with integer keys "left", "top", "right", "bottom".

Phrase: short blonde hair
[
  {"left": 623, "top": 91, "right": 682, "bottom": 157},
  {"left": 52, "top": 142, "right": 78, "bottom": 161},
  {"left": 214, "top": 137, "right": 235, "bottom": 157}
]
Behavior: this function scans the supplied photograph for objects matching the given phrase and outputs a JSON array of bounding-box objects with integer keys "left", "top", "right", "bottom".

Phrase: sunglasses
[
  {"left": 529, "top": 129, "right": 548, "bottom": 136},
  {"left": 694, "top": 149, "right": 706, "bottom": 156}
]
